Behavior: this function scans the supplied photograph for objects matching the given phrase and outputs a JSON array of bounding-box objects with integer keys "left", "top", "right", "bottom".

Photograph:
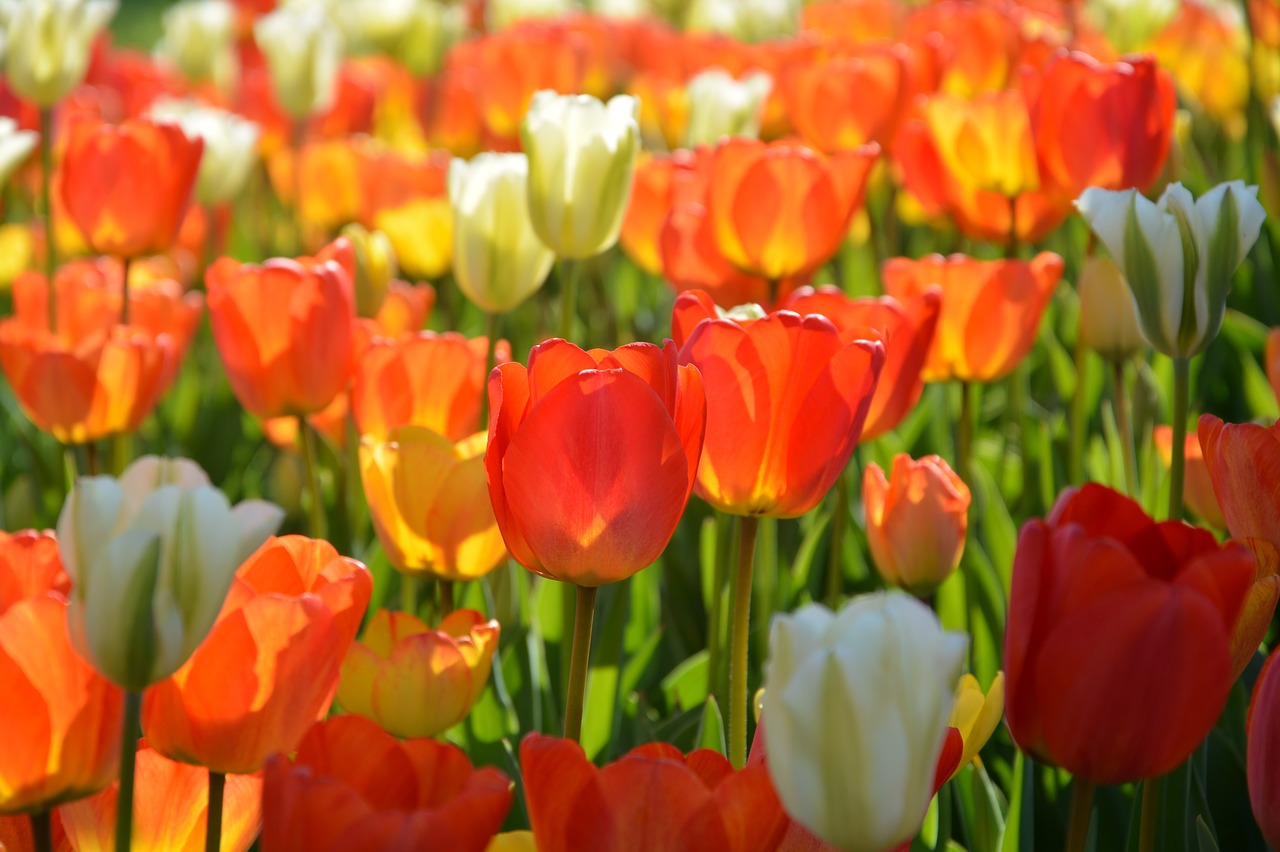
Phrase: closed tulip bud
[
  {"left": 683, "top": 69, "right": 772, "bottom": 149},
  {"left": 762, "top": 593, "right": 967, "bottom": 852},
  {"left": 154, "top": 0, "right": 237, "bottom": 91},
  {"left": 1079, "top": 255, "right": 1144, "bottom": 362},
  {"left": 521, "top": 91, "right": 641, "bottom": 260},
  {"left": 340, "top": 224, "right": 399, "bottom": 319},
  {"left": 254, "top": 4, "right": 343, "bottom": 119},
  {"left": 449, "top": 153, "right": 555, "bottom": 314},
  {"left": 0, "top": 0, "right": 117, "bottom": 107},
  {"left": 945, "top": 672, "right": 1005, "bottom": 781},
  {"left": 1076, "top": 181, "right": 1267, "bottom": 359},
  {"left": 148, "top": 98, "right": 260, "bottom": 207},
  {"left": 685, "top": 0, "right": 800, "bottom": 43},
  {"left": 56, "top": 456, "right": 285, "bottom": 691},
  {"left": 0, "top": 119, "right": 36, "bottom": 192},
  {"left": 864, "top": 454, "right": 970, "bottom": 596},
  {"left": 1249, "top": 648, "right": 1280, "bottom": 848}
]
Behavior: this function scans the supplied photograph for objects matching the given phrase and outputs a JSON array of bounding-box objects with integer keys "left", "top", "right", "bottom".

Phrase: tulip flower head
[
  {"left": 1076, "top": 181, "right": 1266, "bottom": 359},
  {"left": 683, "top": 69, "right": 773, "bottom": 148},
  {"left": 1248, "top": 648, "right": 1280, "bottom": 848},
  {"left": 155, "top": 0, "right": 237, "bottom": 91},
  {"left": 0, "top": 0, "right": 117, "bottom": 106},
  {"left": 254, "top": 4, "right": 343, "bottom": 119},
  {"left": 148, "top": 99, "right": 261, "bottom": 207}
]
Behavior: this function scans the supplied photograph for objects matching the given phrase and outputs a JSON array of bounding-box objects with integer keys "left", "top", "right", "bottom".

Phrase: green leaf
[
  {"left": 581, "top": 584, "right": 630, "bottom": 761},
  {"left": 1195, "top": 817, "right": 1221, "bottom": 852},
  {"left": 1000, "top": 754, "right": 1032, "bottom": 852},
  {"left": 971, "top": 761, "right": 1008, "bottom": 852},
  {"left": 661, "top": 651, "right": 711, "bottom": 712},
  {"left": 695, "top": 696, "right": 726, "bottom": 755}
]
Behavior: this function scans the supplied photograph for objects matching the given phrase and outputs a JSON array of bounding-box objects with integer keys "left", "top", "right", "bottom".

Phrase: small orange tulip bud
[{"left": 864, "top": 454, "right": 970, "bottom": 595}]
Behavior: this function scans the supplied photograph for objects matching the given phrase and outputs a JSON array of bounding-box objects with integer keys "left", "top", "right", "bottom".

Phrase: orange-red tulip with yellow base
[{"left": 781, "top": 46, "right": 909, "bottom": 153}]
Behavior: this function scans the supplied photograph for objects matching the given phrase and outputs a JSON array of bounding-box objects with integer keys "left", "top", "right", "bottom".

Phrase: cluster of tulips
[{"left": 0, "top": 0, "right": 1278, "bottom": 850}]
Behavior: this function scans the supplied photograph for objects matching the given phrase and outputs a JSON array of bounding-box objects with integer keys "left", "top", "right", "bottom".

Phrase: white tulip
[
  {"left": 155, "top": 0, "right": 237, "bottom": 91},
  {"left": 149, "top": 98, "right": 261, "bottom": 206},
  {"left": 683, "top": 69, "right": 772, "bottom": 148},
  {"left": 0, "top": 0, "right": 117, "bottom": 106},
  {"left": 0, "top": 117, "right": 37, "bottom": 189},
  {"left": 254, "top": 4, "right": 343, "bottom": 119},
  {"left": 487, "top": 0, "right": 574, "bottom": 30}
]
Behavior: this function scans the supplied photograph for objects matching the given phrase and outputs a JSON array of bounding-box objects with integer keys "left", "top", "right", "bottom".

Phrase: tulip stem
[
  {"left": 1006, "top": 194, "right": 1019, "bottom": 259},
  {"left": 205, "top": 771, "right": 225, "bottom": 852},
  {"left": 729, "top": 515, "right": 760, "bottom": 769},
  {"left": 1138, "top": 776, "right": 1160, "bottom": 852},
  {"left": 85, "top": 440, "right": 100, "bottom": 476},
  {"left": 956, "top": 381, "right": 972, "bottom": 480},
  {"left": 115, "top": 690, "right": 142, "bottom": 852},
  {"left": 708, "top": 512, "right": 732, "bottom": 711},
  {"left": 1064, "top": 778, "right": 1095, "bottom": 852},
  {"left": 30, "top": 810, "right": 51, "bottom": 852},
  {"left": 120, "top": 256, "right": 132, "bottom": 326},
  {"left": 826, "top": 469, "right": 850, "bottom": 608},
  {"left": 39, "top": 107, "right": 56, "bottom": 332},
  {"left": 558, "top": 259, "right": 579, "bottom": 342},
  {"left": 563, "top": 584, "right": 597, "bottom": 743},
  {"left": 1113, "top": 360, "right": 1139, "bottom": 497},
  {"left": 298, "top": 417, "right": 328, "bottom": 540},
  {"left": 401, "top": 574, "right": 420, "bottom": 617},
  {"left": 481, "top": 312, "right": 499, "bottom": 425},
  {"left": 439, "top": 580, "right": 455, "bottom": 616},
  {"left": 1168, "top": 358, "right": 1189, "bottom": 521}
]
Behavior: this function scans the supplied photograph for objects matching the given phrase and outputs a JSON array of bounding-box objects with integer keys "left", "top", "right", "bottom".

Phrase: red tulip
[{"left": 1248, "top": 648, "right": 1280, "bottom": 848}]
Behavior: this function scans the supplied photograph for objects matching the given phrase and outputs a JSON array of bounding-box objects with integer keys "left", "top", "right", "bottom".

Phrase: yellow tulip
[{"left": 376, "top": 197, "right": 454, "bottom": 281}]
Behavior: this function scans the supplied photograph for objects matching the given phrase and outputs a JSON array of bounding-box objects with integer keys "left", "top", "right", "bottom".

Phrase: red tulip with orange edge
[
  {"left": 261, "top": 715, "right": 511, "bottom": 852},
  {"left": 1153, "top": 425, "right": 1225, "bottom": 529},
  {"left": 1248, "top": 648, "right": 1280, "bottom": 849}
]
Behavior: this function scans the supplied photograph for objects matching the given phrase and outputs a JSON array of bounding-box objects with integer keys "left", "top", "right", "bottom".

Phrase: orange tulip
[
  {"left": 261, "top": 715, "right": 512, "bottom": 852},
  {"left": 206, "top": 239, "right": 356, "bottom": 420},
  {"left": 426, "top": 65, "right": 485, "bottom": 158},
  {"left": 801, "top": 0, "right": 903, "bottom": 44},
  {"left": 486, "top": 339, "right": 706, "bottom": 586},
  {"left": 882, "top": 252, "right": 1063, "bottom": 383},
  {"left": 142, "top": 536, "right": 372, "bottom": 775},
  {"left": 1153, "top": 425, "right": 1225, "bottom": 529},
  {"left": 337, "top": 608, "right": 499, "bottom": 738},
  {"left": 1149, "top": 0, "right": 1249, "bottom": 138},
  {"left": 863, "top": 454, "right": 971, "bottom": 595},
  {"left": 901, "top": 1, "right": 1022, "bottom": 95},
  {"left": 57, "top": 741, "right": 262, "bottom": 852},
  {"left": 708, "top": 138, "right": 879, "bottom": 282},
  {"left": 782, "top": 47, "right": 909, "bottom": 153},
  {"left": 923, "top": 90, "right": 1039, "bottom": 198},
  {"left": 267, "top": 139, "right": 362, "bottom": 240},
  {"left": 59, "top": 116, "right": 203, "bottom": 259},
  {"left": 672, "top": 292, "right": 884, "bottom": 517},
  {"left": 1197, "top": 415, "right": 1280, "bottom": 679},
  {"left": 522, "top": 734, "right": 787, "bottom": 852},
  {"left": 629, "top": 72, "right": 688, "bottom": 151},
  {"left": 1267, "top": 328, "right": 1280, "bottom": 406},
  {"left": 0, "top": 531, "right": 121, "bottom": 814},
  {"left": 780, "top": 285, "right": 940, "bottom": 439},
  {"left": 622, "top": 151, "right": 685, "bottom": 277}
]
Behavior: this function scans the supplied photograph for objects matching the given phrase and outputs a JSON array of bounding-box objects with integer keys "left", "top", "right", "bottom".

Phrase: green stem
[
  {"left": 1064, "top": 779, "right": 1095, "bottom": 852},
  {"left": 559, "top": 259, "right": 579, "bottom": 341},
  {"left": 63, "top": 446, "right": 77, "bottom": 493},
  {"left": 1069, "top": 334, "right": 1087, "bottom": 486},
  {"left": 120, "top": 256, "right": 132, "bottom": 326},
  {"left": 826, "top": 471, "right": 850, "bottom": 608},
  {"left": 956, "top": 381, "right": 973, "bottom": 480},
  {"left": 30, "top": 810, "right": 51, "bottom": 852},
  {"left": 85, "top": 441, "right": 100, "bottom": 476},
  {"left": 439, "top": 580, "right": 455, "bottom": 616},
  {"left": 481, "top": 312, "right": 499, "bottom": 426},
  {"left": 1138, "top": 776, "right": 1160, "bottom": 852},
  {"left": 1113, "top": 360, "right": 1139, "bottom": 497},
  {"left": 401, "top": 574, "right": 419, "bottom": 617},
  {"left": 562, "top": 584, "right": 597, "bottom": 743},
  {"left": 1168, "top": 358, "right": 1190, "bottom": 521},
  {"left": 40, "top": 108, "right": 56, "bottom": 332},
  {"left": 729, "top": 515, "right": 761, "bottom": 769},
  {"left": 115, "top": 690, "right": 142, "bottom": 852},
  {"left": 298, "top": 417, "right": 327, "bottom": 539},
  {"left": 708, "top": 512, "right": 731, "bottom": 714},
  {"left": 205, "top": 770, "right": 225, "bottom": 852}
]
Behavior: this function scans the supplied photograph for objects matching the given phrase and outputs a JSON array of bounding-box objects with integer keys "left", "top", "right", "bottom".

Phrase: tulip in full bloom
[
  {"left": 448, "top": 153, "right": 555, "bottom": 314},
  {"left": 57, "top": 456, "right": 284, "bottom": 690},
  {"left": 261, "top": 715, "right": 512, "bottom": 852},
  {"left": 148, "top": 99, "right": 260, "bottom": 207},
  {"left": 863, "top": 454, "right": 970, "bottom": 596},
  {"left": 0, "top": 531, "right": 121, "bottom": 814},
  {"left": 0, "top": 0, "right": 117, "bottom": 106},
  {"left": 254, "top": 4, "right": 343, "bottom": 119},
  {"left": 1076, "top": 181, "right": 1266, "bottom": 359},
  {"left": 337, "top": 608, "right": 499, "bottom": 739},
  {"left": 1078, "top": 256, "right": 1144, "bottom": 362},
  {"left": 1248, "top": 648, "right": 1280, "bottom": 848},
  {"left": 762, "top": 593, "right": 967, "bottom": 852},
  {"left": 1005, "top": 483, "right": 1253, "bottom": 783},
  {"left": 683, "top": 69, "right": 772, "bottom": 148},
  {"left": 521, "top": 91, "right": 640, "bottom": 260},
  {"left": 155, "top": 0, "right": 237, "bottom": 91}
]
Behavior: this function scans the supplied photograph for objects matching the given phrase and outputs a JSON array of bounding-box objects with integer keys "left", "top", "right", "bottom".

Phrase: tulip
[
  {"left": 0, "top": 119, "right": 36, "bottom": 191},
  {"left": 339, "top": 224, "right": 400, "bottom": 320},
  {"left": 1076, "top": 181, "right": 1266, "bottom": 360},
  {"left": 254, "top": 5, "right": 343, "bottom": 119},
  {"left": 0, "top": 0, "right": 117, "bottom": 107},
  {"left": 448, "top": 153, "right": 556, "bottom": 314},
  {"left": 486, "top": 338, "right": 706, "bottom": 586},
  {"left": 1078, "top": 256, "right": 1144, "bottom": 362},
  {"left": 1268, "top": 328, "right": 1280, "bottom": 406},
  {"left": 142, "top": 536, "right": 372, "bottom": 775},
  {"left": 945, "top": 671, "right": 1005, "bottom": 782},
  {"left": 337, "top": 608, "right": 499, "bottom": 738},
  {"left": 338, "top": 0, "right": 463, "bottom": 77},
  {"left": 375, "top": 197, "right": 454, "bottom": 281},
  {"left": 361, "top": 428, "right": 508, "bottom": 582},
  {"left": 60, "top": 117, "right": 204, "bottom": 262},
  {"left": 1153, "top": 425, "right": 1225, "bottom": 529},
  {"left": 863, "top": 454, "right": 970, "bottom": 596},
  {"left": 57, "top": 455, "right": 284, "bottom": 691},
  {"left": 923, "top": 91, "right": 1040, "bottom": 198},
  {"left": 1005, "top": 483, "right": 1253, "bottom": 783},
  {"left": 762, "top": 593, "right": 967, "bottom": 852},
  {"left": 1088, "top": 0, "right": 1178, "bottom": 52},
  {"left": 521, "top": 91, "right": 640, "bottom": 260},
  {"left": 521, "top": 734, "right": 788, "bottom": 852},
  {"left": 155, "top": 0, "right": 237, "bottom": 91},
  {"left": 685, "top": 0, "right": 800, "bottom": 42},
  {"left": 882, "top": 252, "right": 1064, "bottom": 383},
  {"left": 0, "top": 531, "right": 122, "bottom": 814},
  {"left": 781, "top": 48, "right": 908, "bottom": 153},
  {"left": 1248, "top": 648, "right": 1280, "bottom": 848},
  {"left": 1149, "top": 2, "right": 1249, "bottom": 138},
  {"left": 57, "top": 741, "right": 262, "bottom": 852},
  {"left": 683, "top": 69, "right": 772, "bottom": 148},
  {"left": 206, "top": 240, "right": 356, "bottom": 420},
  {"left": 261, "top": 715, "right": 512, "bottom": 852},
  {"left": 148, "top": 99, "right": 260, "bottom": 207}
]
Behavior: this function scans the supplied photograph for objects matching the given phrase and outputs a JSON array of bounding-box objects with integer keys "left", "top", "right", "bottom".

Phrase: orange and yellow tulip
[
  {"left": 782, "top": 47, "right": 909, "bottom": 153},
  {"left": 337, "top": 608, "right": 499, "bottom": 738}
]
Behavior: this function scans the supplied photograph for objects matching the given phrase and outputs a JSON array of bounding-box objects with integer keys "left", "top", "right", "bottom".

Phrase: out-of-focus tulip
[
  {"left": 1077, "top": 181, "right": 1266, "bottom": 359},
  {"left": 1086, "top": 0, "right": 1178, "bottom": 52},
  {"left": 683, "top": 69, "right": 772, "bottom": 148},
  {"left": 375, "top": 197, "right": 454, "bottom": 282},
  {"left": 0, "top": 0, "right": 117, "bottom": 106},
  {"left": 521, "top": 91, "right": 640, "bottom": 260},
  {"left": 148, "top": 99, "right": 260, "bottom": 207},
  {"left": 882, "top": 252, "right": 1064, "bottom": 383},
  {"left": 261, "top": 715, "right": 512, "bottom": 852},
  {"left": 0, "top": 119, "right": 36, "bottom": 190},
  {"left": 142, "top": 536, "right": 371, "bottom": 775},
  {"left": 780, "top": 286, "right": 940, "bottom": 439},
  {"left": 1005, "top": 483, "right": 1253, "bottom": 783},
  {"left": 56, "top": 455, "right": 284, "bottom": 690},
  {"left": 1197, "top": 415, "right": 1280, "bottom": 678},
  {"left": 487, "top": 339, "right": 706, "bottom": 586},
  {"left": 923, "top": 91, "right": 1038, "bottom": 198},
  {"left": 0, "top": 531, "right": 121, "bottom": 814},
  {"left": 361, "top": 428, "right": 508, "bottom": 582},
  {"left": 686, "top": 0, "right": 801, "bottom": 43},
  {"left": 1153, "top": 425, "right": 1225, "bottom": 529},
  {"left": 254, "top": 4, "right": 342, "bottom": 119},
  {"left": 448, "top": 153, "right": 555, "bottom": 313},
  {"left": 486, "top": 832, "right": 535, "bottom": 852},
  {"left": 155, "top": 0, "right": 237, "bottom": 91},
  {"left": 522, "top": 734, "right": 788, "bottom": 852},
  {"left": 58, "top": 741, "right": 262, "bottom": 852},
  {"left": 206, "top": 240, "right": 356, "bottom": 420},
  {"left": 621, "top": 151, "right": 682, "bottom": 277},
  {"left": 339, "top": 0, "right": 463, "bottom": 77},
  {"left": 339, "top": 224, "right": 399, "bottom": 320},
  {"left": 1078, "top": 256, "right": 1144, "bottom": 362},
  {"left": 672, "top": 292, "right": 883, "bottom": 517},
  {"left": 1268, "top": 327, "right": 1280, "bottom": 406},
  {"left": 337, "top": 608, "right": 499, "bottom": 738},
  {"left": 1149, "top": 1, "right": 1249, "bottom": 138},
  {"left": 1249, "top": 648, "right": 1280, "bottom": 848},
  {"left": 781, "top": 48, "right": 908, "bottom": 153},
  {"left": 708, "top": 138, "right": 878, "bottom": 282},
  {"left": 487, "top": 0, "right": 573, "bottom": 29},
  {"left": 863, "top": 454, "right": 970, "bottom": 596},
  {"left": 762, "top": 593, "right": 967, "bottom": 852},
  {"left": 60, "top": 117, "right": 204, "bottom": 260}
]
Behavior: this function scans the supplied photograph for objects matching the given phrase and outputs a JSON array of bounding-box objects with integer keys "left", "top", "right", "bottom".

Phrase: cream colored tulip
[
  {"left": 1078, "top": 255, "right": 1144, "bottom": 362},
  {"left": 149, "top": 98, "right": 260, "bottom": 206},
  {"left": 155, "top": 0, "right": 237, "bottom": 91},
  {"left": 0, "top": 118, "right": 37, "bottom": 190},
  {"left": 0, "top": 0, "right": 117, "bottom": 106},
  {"left": 683, "top": 69, "right": 772, "bottom": 148},
  {"left": 254, "top": 4, "right": 342, "bottom": 119}
]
